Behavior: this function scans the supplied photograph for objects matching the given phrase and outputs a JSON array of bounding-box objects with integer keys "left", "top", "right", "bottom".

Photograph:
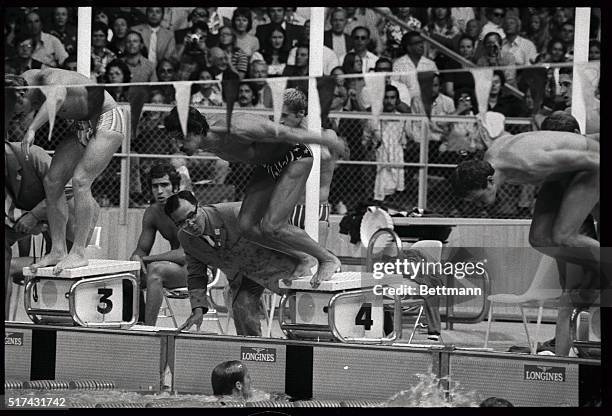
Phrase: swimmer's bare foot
[
  {"left": 29, "top": 250, "right": 66, "bottom": 273},
  {"left": 53, "top": 252, "right": 89, "bottom": 275},
  {"left": 310, "top": 257, "right": 341, "bottom": 288},
  {"left": 291, "top": 256, "right": 318, "bottom": 278}
]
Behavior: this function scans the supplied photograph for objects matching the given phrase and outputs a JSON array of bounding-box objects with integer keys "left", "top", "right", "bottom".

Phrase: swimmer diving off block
[
  {"left": 452, "top": 112, "right": 600, "bottom": 356},
  {"left": 164, "top": 89, "right": 348, "bottom": 288},
  {"left": 5, "top": 70, "right": 124, "bottom": 274}
]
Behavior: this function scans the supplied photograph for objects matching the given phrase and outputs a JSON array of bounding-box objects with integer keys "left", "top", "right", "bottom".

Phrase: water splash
[{"left": 382, "top": 372, "right": 480, "bottom": 407}]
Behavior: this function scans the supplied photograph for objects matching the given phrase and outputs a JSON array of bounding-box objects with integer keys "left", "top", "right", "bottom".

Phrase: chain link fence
[{"left": 5, "top": 99, "right": 537, "bottom": 218}]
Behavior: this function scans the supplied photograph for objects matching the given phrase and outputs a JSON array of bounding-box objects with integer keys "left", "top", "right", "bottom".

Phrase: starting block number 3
[{"left": 97, "top": 288, "right": 113, "bottom": 314}]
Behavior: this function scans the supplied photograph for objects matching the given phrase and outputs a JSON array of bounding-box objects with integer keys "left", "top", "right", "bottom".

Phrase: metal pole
[
  {"left": 305, "top": 7, "right": 325, "bottom": 241},
  {"left": 76, "top": 8, "right": 92, "bottom": 77},
  {"left": 571, "top": 8, "right": 591, "bottom": 133}
]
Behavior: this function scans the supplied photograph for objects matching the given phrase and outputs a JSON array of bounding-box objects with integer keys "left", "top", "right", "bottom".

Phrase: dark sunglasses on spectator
[
  {"left": 193, "top": 11, "right": 208, "bottom": 18},
  {"left": 353, "top": 35, "right": 368, "bottom": 40},
  {"left": 160, "top": 68, "right": 174, "bottom": 73},
  {"left": 493, "top": 12, "right": 505, "bottom": 17}
]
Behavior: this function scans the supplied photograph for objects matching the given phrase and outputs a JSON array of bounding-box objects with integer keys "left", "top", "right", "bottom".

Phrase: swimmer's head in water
[
  {"left": 451, "top": 159, "right": 497, "bottom": 206},
  {"left": 281, "top": 88, "right": 307, "bottom": 127},
  {"left": 541, "top": 111, "right": 580, "bottom": 133},
  {"left": 479, "top": 397, "right": 514, "bottom": 407},
  {"left": 164, "top": 106, "right": 210, "bottom": 156},
  {"left": 211, "top": 360, "right": 253, "bottom": 399}
]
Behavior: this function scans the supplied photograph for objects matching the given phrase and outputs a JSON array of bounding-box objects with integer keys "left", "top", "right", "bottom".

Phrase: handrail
[{"left": 371, "top": 7, "right": 525, "bottom": 100}]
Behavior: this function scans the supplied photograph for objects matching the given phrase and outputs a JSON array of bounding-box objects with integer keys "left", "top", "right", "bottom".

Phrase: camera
[{"left": 187, "top": 33, "right": 202, "bottom": 44}]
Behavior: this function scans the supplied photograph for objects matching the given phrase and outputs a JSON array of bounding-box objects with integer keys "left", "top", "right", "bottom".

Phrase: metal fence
[{"left": 5, "top": 101, "right": 537, "bottom": 220}]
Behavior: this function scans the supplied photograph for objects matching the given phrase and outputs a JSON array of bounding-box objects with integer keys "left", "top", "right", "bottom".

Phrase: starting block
[
  {"left": 278, "top": 272, "right": 406, "bottom": 344},
  {"left": 22, "top": 259, "right": 140, "bottom": 328}
]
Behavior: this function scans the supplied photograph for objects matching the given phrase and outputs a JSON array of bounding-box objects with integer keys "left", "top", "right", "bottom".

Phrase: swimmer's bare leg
[
  {"left": 256, "top": 158, "right": 339, "bottom": 288},
  {"left": 238, "top": 167, "right": 318, "bottom": 284},
  {"left": 30, "top": 138, "right": 84, "bottom": 272},
  {"left": 54, "top": 130, "right": 122, "bottom": 274}
]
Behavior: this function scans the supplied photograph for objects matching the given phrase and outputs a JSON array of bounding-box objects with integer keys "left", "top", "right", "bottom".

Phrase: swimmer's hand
[
  {"left": 130, "top": 254, "right": 147, "bottom": 275},
  {"left": 22, "top": 128, "right": 36, "bottom": 161},
  {"left": 178, "top": 307, "right": 208, "bottom": 332}
]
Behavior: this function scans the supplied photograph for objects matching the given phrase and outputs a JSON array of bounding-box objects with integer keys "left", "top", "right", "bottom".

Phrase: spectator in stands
[
  {"left": 284, "top": 7, "right": 306, "bottom": 26},
  {"left": 329, "top": 66, "right": 348, "bottom": 122},
  {"left": 440, "top": 88, "right": 481, "bottom": 155},
  {"left": 283, "top": 43, "right": 309, "bottom": 94},
  {"left": 26, "top": 10, "right": 68, "bottom": 68},
  {"left": 538, "top": 39, "right": 569, "bottom": 111},
  {"left": 122, "top": 30, "right": 157, "bottom": 83},
  {"left": 237, "top": 82, "right": 258, "bottom": 108},
  {"left": 589, "top": 40, "right": 601, "bottom": 61},
  {"left": 190, "top": 67, "right": 223, "bottom": 106},
  {"left": 91, "top": 22, "right": 117, "bottom": 83},
  {"left": 256, "top": 7, "right": 304, "bottom": 50},
  {"left": 257, "top": 25, "right": 290, "bottom": 77},
  {"left": 232, "top": 8, "right": 260, "bottom": 58},
  {"left": 522, "top": 13, "right": 551, "bottom": 55},
  {"left": 343, "top": 7, "right": 388, "bottom": 56},
  {"left": 383, "top": 8, "right": 422, "bottom": 60},
  {"left": 62, "top": 54, "right": 77, "bottom": 71},
  {"left": 250, "top": 8, "right": 270, "bottom": 36},
  {"left": 424, "top": 8, "right": 461, "bottom": 64},
  {"left": 487, "top": 70, "right": 528, "bottom": 117},
  {"left": 5, "top": 32, "right": 46, "bottom": 75},
  {"left": 364, "top": 84, "right": 408, "bottom": 202},
  {"left": 341, "top": 53, "right": 366, "bottom": 111},
  {"left": 206, "top": 7, "right": 232, "bottom": 47},
  {"left": 109, "top": 13, "right": 130, "bottom": 57},
  {"left": 155, "top": 58, "right": 178, "bottom": 104},
  {"left": 177, "top": 22, "right": 209, "bottom": 71},
  {"left": 208, "top": 46, "right": 240, "bottom": 85},
  {"left": 174, "top": 8, "right": 209, "bottom": 49},
  {"left": 451, "top": 7, "right": 476, "bottom": 33},
  {"left": 360, "top": 58, "right": 411, "bottom": 113},
  {"left": 49, "top": 7, "right": 76, "bottom": 56},
  {"left": 502, "top": 15, "right": 537, "bottom": 66},
  {"left": 325, "top": 8, "right": 354, "bottom": 61},
  {"left": 549, "top": 7, "right": 570, "bottom": 39},
  {"left": 104, "top": 59, "right": 131, "bottom": 102},
  {"left": 442, "top": 35, "right": 476, "bottom": 99},
  {"left": 428, "top": 73, "right": 457, "bottom": 143},
  {"left": 248, "top": 60, "right": 273, "bottom": 108},
  {"left": 393, "top": 31, "right": 439, "bottom": 100},
  {"left": 131, "top": 7, "right": 177, "bottom": 68},
  {"left": 476, "top": 32, "right": 517, "bottom": 87},
  {"left": 218, "top": 26, "right": 249, "bottom": 80},
  {"left": 479, "top": 8, "right": 506, "bottom": 41},
  {"left": 341, "top": 26, "right": 379, "bottom": 74},
  {"left": 288, "top": 20, "right": 338, "bottom": 76},
  {"left": 559, "top": 22, "right": 575, "bottom": 61}
]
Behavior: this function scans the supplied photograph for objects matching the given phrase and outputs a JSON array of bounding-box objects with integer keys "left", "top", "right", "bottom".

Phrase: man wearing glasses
[
  {"left": 165, "top": 191, "right": 299, "bottom": 335},
  {"left": 479, "top": 8, "right": 506, "bottom": 41},
  {"left": 392, "top": 31, "right": 438, "bottom": 101},
  {"left": 339, "top": 26, "right": 379, "bottom": 74},
  {"left": 164, "top": 89, "right": 347, "bottom": 288}
]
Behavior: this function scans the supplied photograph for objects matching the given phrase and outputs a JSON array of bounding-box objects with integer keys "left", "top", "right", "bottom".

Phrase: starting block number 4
[{"left": 295, "top": 291, "right": 384, "bottom": 339}]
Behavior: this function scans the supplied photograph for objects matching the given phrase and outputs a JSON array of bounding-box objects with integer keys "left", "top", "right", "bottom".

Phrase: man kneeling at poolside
[{"left": 165, "top": 191, "right": 300, "bottom": 336}]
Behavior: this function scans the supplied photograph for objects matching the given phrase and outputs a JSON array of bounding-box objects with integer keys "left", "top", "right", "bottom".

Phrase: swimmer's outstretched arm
[
  {"left": 209, "top": 114, "right": 347, "bottom": 156},
  {"left": 21, "top": 76, "right": 67, "bottom": 159}
]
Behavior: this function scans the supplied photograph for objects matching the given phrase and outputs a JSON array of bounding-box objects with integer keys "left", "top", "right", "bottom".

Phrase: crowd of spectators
[{"left": 4, "top": 7, "right": 600, "bottom": 216}]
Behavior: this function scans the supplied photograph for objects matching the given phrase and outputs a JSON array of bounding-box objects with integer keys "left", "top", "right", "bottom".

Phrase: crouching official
[{"left": 164, "top": 191, "right": 300, "bottom": 335}]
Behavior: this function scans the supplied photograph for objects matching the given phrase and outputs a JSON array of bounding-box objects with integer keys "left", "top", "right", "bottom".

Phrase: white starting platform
[
  {"left": 278, "top": 272, "right": 410, "bottom": 344},
  {"left": 22, "top": 259, "right": 140, "bottom": 328}
]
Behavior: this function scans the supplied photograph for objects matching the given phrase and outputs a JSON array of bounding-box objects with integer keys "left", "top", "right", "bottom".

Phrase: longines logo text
[
  {"left": 5, "top": 332, "right": 24, "bottom": 346},
  {"left": 524, "top": 365, "right": 565, "bottom": 382},
  {"left": 240, "top": 347, "right": 276, "bottom": 362}
]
